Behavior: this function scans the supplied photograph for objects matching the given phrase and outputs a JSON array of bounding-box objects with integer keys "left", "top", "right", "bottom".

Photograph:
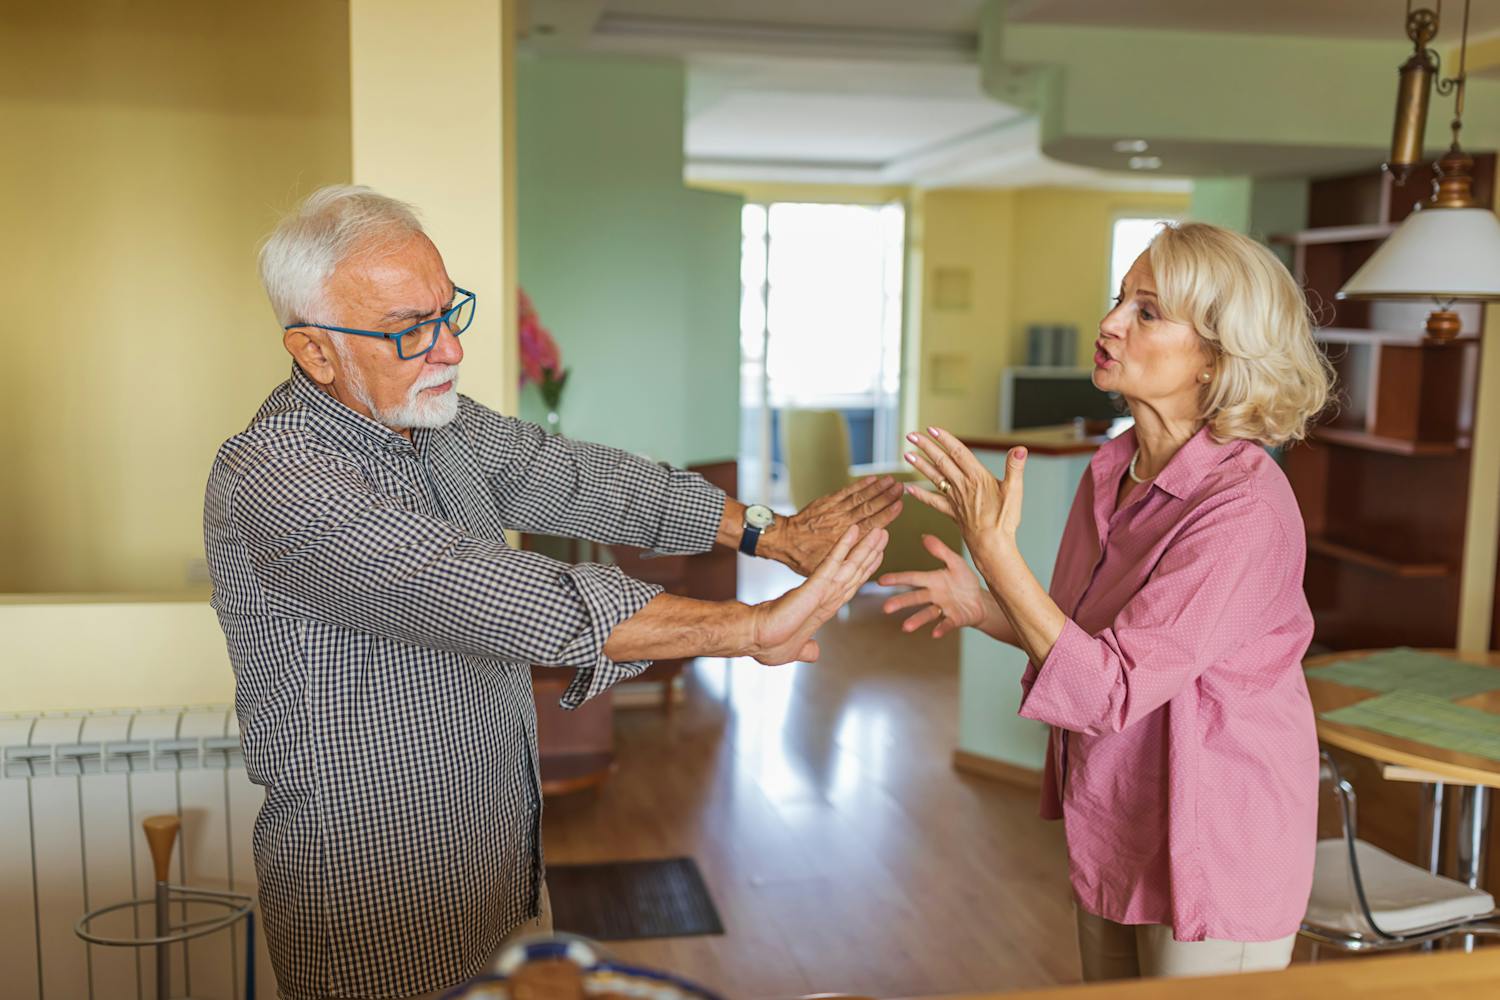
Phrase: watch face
[{"left": 746, "top": 504, "right": 775, "bottom": 529}]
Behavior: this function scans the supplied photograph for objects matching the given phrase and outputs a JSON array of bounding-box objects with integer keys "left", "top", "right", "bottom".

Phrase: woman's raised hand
[
  {"left": 902, "top": 427, "right": 1027, "bottom": 545},
  {"left": 878, "top": 533, "right": 993, "bottom": 639}
]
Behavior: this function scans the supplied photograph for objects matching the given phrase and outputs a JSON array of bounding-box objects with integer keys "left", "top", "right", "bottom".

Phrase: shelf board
[
  {"left": 1315, "top": 327, "right": 1422, "bottom": 345},
  {"left": 1306, "top": 535, "right": 1453, "bottom": 578},
  {"left": 1314, "top": 328, "right": 1481, "bottom": 346},
  {"left": 1270, "top": 223, "right": 1397, "bottom": 245},
  {"left": 1313, "top": 426, "right": 1468, "bottom": 456}
]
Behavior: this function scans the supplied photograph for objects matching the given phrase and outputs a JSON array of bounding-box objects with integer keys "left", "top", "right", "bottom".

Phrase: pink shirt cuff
[{"left": 1018, "top": 617, "right": 1115, "bottom": 732}]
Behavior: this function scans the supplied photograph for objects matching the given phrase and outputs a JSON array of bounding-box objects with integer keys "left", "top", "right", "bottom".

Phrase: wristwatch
[{"left": 739, "top": 504, "right": 776, "bottom": 557}]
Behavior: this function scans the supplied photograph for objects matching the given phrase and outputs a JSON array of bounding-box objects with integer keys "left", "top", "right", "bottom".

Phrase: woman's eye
[{"left": 1140, "top": 307, "right": 1155, "bottom": 321}]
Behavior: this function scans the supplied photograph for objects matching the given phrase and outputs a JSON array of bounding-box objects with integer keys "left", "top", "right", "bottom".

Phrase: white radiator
[{"left": 0, "top": 706, "right": 275, "bottom": 1000}]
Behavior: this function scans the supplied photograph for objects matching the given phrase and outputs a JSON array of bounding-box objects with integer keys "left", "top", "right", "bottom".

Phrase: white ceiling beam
[{"left": 586, "top": 14, "right": 978, "bottom": 64}]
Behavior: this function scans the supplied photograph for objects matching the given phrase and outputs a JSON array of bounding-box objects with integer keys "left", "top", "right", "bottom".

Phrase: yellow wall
[
  {"left": 910, "top": 186, "right": 1191, "bottom": 437},
  {"left": 350, "top": 0, "right": 517, "bottom": 417},
  {"left": 910, "top": 189, "right": 1018, "bottom": 436},
  {"left": 0, "top": 598, "right": 233, "bottom": 713},
  {"left": 0, "top": 0, "right": 352, "bottom": 594},
  {"left": 1011, "top": 188, "right": 1192, "bottom": 370}
]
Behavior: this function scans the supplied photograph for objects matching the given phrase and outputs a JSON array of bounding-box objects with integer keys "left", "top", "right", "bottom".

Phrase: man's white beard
[{"left": 332, "top": 339, "right": 460, "bottom": 430}]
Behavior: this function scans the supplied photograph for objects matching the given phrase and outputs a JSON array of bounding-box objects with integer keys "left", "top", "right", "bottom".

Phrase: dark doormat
[{"left": 547, "top": 857, "right": 725, "bottom": 941}]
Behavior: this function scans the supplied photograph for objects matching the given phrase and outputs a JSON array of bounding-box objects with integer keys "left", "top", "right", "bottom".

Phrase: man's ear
[{"left": 284, "top": 328, "right": 336, "bottom": 386}]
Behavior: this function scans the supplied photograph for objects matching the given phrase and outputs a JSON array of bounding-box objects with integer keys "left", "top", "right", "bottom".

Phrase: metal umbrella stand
[{"left": 76, "top": 815, "right": 255, "bottom": 1000}]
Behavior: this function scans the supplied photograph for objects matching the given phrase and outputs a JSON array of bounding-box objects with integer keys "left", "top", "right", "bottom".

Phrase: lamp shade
[{"left": 1338, "top": 205, "right": 1500, "bottom": 301}]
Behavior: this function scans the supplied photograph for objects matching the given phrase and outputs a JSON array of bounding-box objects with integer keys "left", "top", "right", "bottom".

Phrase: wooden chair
[{"left": 782, "top": 409, "right": 961, "bottom": 578}]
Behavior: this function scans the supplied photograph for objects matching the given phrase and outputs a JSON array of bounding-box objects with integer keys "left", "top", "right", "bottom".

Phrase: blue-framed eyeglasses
[{"left": 286, "top": 286, "right": 477, "bottom": 360}]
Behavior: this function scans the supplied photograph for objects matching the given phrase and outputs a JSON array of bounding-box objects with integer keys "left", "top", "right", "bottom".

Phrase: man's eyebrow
[
  {"left": 382, "top": 304, "right": 434, "bottom": 322},
  {"left": 382, "top": 299, "right": 450, "bottom": 323},
  {"left": 380, "top": 285, "right": 456, "bottom": 324}
]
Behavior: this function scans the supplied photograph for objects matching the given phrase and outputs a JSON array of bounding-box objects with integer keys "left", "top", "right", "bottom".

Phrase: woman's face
[{"left": 1093, "top": 252, "right": 1210, "bottom": 414}]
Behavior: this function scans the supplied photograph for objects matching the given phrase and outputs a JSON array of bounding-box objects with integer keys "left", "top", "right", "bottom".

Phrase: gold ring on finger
[{"left": 938, "top": 479, "right": 952, "bottom": 494}]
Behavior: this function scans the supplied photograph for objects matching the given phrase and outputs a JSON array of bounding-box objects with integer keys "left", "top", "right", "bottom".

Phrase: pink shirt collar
[{"left": 1092, "top": 424, "right": 1248, "bottom": 505}]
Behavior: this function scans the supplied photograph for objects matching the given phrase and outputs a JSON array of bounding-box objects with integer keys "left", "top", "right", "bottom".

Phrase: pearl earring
[{"left": 1200, "top": 372, "right": 1212, "bottom": 383}]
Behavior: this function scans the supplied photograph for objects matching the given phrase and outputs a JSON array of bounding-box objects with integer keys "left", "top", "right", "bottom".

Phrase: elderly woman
[{"left": 884, "top": 222, "right": 1333, "bottom": 980}]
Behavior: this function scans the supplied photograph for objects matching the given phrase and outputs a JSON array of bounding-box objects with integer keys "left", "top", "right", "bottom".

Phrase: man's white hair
[{"left": 258, "top": 185, "right": 425, "bottom": 327}]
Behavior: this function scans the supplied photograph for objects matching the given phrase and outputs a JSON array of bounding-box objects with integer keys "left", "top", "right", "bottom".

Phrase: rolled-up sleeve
[
  {"left": 226, "top": 442, "right": 663, "bottom": 699},
  {"left": 1019, "top": 493, "right": 1291, "bottom": 736},
  {"left": 458, "top": 396, "right": 724, "bottom": 555}
]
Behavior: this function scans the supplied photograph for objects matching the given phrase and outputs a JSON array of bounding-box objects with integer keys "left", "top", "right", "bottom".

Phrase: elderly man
[{"left": 204, "top": 185, "right": 900, "bottom": 1000}]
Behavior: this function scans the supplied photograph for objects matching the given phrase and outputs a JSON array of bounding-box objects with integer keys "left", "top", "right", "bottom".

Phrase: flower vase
[{"left": 545, "top": 408, "right": 562, "bottom": 435}]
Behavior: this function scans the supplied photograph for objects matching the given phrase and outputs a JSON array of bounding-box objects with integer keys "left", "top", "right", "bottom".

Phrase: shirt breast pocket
[{"left": 362, "top": 463, "right": 432, "bottom": 514}]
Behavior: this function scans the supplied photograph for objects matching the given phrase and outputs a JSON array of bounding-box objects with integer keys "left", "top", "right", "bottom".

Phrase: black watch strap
[{"left": 739, "top": 524, "right": 763, "bottom": 556}]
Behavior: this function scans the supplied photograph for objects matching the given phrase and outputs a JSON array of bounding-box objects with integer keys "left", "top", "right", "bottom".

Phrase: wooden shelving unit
[
  {"left": 1304, "top": 535, "right": 1452, "bottom": 579},
  {"left": 1271, "top": 222, "right": 1398, "bottom": 245},
  {"left": 1311, "top": 426, "right": 1468, "bottom": 456},
  {"left": 1281, "top": 157, "right": 1496, "bottom": 652}
]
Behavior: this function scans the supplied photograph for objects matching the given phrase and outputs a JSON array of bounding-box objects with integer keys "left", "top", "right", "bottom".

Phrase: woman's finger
[
  {"left": 882, "top": 588, "right": 933, "bottom": 613},
  {"left": 932, "top": 617, "right": 959, "bottom": 640},
  {"left": 921, "top": 533, "right": 966, "bottom": 570},
  {"left": 878, "top": 568, "right": 935, "bottom": 589},
  {"left": 902, "top": 483, "right": 957, "bottom": 520},
  {"left": 907, "top": 431, "right": 966, "bottom": 494},
  {"left": 1002, "top": 447, "right": 1027, "bottom": 520},
  {"left": 901, "top": 605, "right": 943, "bottom": 634},
  {"left": 901, "top": 447, "right": 947, "bottom": 488},
  {"left": 927, "top": 426, "right": 992, "bottom": 481}
]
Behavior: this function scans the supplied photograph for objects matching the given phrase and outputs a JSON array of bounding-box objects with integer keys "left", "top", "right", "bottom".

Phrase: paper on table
[
  {"left": 1320, "top": 690, "right": 1500, "bottom": 763},
  {"left": 1307, "top": 647, "right": 1500, "bottom": 701}
]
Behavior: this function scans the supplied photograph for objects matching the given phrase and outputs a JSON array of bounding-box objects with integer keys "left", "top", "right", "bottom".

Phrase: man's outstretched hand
[
  {"left": 749, "top": 525, "right": 888, "bottom": 664},
  {"left": 767, "top": 476, "right": 903, "bottom": 577}
]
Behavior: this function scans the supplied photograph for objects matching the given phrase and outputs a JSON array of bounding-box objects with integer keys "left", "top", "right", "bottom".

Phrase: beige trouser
[
  {"left": 296, "top": 884, "right": 554, "bottom": 1000},
  {"left": 1075, "top": 905, "right": 1295, "bottom": 981}
]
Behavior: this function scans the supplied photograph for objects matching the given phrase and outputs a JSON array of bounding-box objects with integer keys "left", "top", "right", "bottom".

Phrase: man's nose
[{"left": 428, "top": 324, "right": 464, "bottom": 366}]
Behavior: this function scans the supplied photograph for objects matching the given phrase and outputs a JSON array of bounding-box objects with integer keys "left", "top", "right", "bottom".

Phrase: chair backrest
[
  {"left": 782, "top": 409, "right": 853, "bottom": 509},
  {"left": 1318, "top": 750, "right": 1392, "bottom": 939}
]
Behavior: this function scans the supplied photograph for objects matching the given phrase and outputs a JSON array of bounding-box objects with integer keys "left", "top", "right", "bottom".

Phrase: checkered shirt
[{"left": 203, "top": 366, "right": 724, "bottom": 999}]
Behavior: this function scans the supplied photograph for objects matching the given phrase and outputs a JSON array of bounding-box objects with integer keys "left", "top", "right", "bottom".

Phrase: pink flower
[{"left": 518, "top": 289, "right": 564, "bottom": 387}]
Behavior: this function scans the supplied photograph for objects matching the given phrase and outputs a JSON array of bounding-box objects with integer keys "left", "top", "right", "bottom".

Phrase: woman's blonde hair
[{"left": 1147, "top": 222, "right": 1333, "bottom": 447}]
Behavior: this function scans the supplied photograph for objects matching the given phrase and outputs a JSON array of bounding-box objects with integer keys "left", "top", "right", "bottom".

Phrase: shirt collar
[
  {"left": 1091, "top": 424, "right": 1243, "bottom": 505},
  {"left": 287, "top": 363, "right": 416, "bottom": 455},
  {"left": 1153, "top": 425, "right": 1244, "bottom": 500}
]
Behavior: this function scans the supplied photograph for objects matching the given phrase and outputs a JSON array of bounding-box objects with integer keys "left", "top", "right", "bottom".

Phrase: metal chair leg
[{"left": 1455, "top": 785, "right": 1491, "bottom": 953}]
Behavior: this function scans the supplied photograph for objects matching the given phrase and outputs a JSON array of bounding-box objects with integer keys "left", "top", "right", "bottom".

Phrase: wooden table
[
  {"left": 1304, "top": 648, "right": 1500, "bottom": 899},
  {"left": 898, "top": 948, "right": 1500, "bottom": 999}
]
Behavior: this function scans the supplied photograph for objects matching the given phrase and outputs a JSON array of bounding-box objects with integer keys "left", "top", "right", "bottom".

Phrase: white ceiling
[
  {"left": 521, "top": 0, "right": 1491, "bottom": 189},
  {"left": 605, "top": 0, "right": 986, "bottom": 35},
  {"left": 681, "top": 54, "right": 1053, "bottom": 187}
]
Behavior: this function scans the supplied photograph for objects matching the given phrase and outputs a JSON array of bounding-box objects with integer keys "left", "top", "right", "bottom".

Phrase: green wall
[
  {"left": 1188, "top": 177, "right": 1253, "bottom": 231},
  {"left": 516, "top": 52, "right": 742, "bottom": 467}
]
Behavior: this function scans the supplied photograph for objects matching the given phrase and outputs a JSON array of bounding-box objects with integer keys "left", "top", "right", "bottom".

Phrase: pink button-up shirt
[{"left": 1019, "top": 427, "right": 1318, "bottom": 943}]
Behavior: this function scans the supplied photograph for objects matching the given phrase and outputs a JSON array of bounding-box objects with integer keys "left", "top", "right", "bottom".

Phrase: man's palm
[{"left": 752, "top": 526, "right": 887, "bottom": 664}]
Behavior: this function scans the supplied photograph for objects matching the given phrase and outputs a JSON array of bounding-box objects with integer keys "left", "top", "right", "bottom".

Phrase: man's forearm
[{"left": 602, "top": 592, "right": 756, "bottom": 663}]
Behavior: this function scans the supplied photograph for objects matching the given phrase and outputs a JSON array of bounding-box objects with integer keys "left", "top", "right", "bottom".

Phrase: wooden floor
[{"left": 541, "top": 559, "right": 1079, "bottom": 998}]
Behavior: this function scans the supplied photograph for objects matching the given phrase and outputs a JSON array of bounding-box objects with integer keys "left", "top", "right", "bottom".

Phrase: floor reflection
[{"left": 541, "top": 555, "right": 1076, "bottom": 998}]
